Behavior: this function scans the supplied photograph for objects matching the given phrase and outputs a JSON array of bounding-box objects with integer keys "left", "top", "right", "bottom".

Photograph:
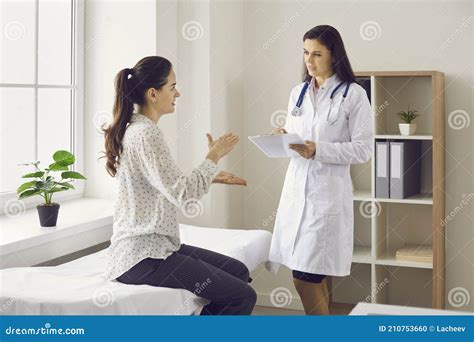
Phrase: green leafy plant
[
  {"left": 396, "top": 107, "right": 419, "bottom": 124},
  {"left": 17, "top": 150, "right": 86, "bottom": 205}
]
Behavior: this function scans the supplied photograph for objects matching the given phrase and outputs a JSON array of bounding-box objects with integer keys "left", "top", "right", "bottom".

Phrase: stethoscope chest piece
[
  {"left": 291, "top": 81, "right": 310, "bottom": 117},
  {"left": 291, "top": 107, "right": 302, "bottom": 117}
]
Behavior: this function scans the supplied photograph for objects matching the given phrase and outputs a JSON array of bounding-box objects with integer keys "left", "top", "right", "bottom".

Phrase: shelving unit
[{"left": 332, "top": 71, "right": 445, "bottom": 309}]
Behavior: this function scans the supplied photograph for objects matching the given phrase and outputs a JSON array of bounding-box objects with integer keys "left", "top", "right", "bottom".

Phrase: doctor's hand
[
  {"left": 213, "top": 171, "right": 247, "bottom": 186},
  {"left": 289, "top": 140, "right": 316, "bottom": 159},
  {"left": 271, "top": 127, "right": 287, "bottom": 135},
  {"left": 206, "top": 133, "right": 240, "bottom": 164}
]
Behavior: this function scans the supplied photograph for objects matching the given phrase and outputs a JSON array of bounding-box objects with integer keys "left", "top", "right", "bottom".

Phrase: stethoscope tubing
[{"left": 291, "top": 80, "right": 351, "bottom": 119}]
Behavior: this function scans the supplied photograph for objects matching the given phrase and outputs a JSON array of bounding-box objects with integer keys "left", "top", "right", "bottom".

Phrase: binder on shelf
[
  {"left": 375, "top": 141, "right": 390, "bottom": 198},
  {"left": 389, "top": 140, "right": 422, "bottom": 199}
]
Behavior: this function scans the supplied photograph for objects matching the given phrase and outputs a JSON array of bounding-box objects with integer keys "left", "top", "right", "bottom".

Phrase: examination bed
[{"left": 0, "top": 224, "right": 272, "bottom": 315}]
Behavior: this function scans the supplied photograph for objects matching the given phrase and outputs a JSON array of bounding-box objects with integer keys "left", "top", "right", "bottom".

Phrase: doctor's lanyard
[{"left": 291, "top": 80, "right": 352, "bottom": 125}]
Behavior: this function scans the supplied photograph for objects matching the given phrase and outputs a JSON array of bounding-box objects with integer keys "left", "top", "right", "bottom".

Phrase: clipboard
[{"left": 248, "top": 133, "right": 305, "bottom": 158}]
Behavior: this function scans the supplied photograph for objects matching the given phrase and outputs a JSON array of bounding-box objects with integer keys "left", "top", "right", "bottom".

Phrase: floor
[{"left": 252, "top": 302, "right": 355, "bottom": 316}]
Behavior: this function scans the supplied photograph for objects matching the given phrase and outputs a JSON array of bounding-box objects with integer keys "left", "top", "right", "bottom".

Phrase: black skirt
[{"left": 292, "top": 270, "right": 326, "bottom": 283}]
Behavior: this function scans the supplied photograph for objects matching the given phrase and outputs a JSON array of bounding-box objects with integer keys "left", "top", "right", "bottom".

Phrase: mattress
[{"left": 0, "top": 224, "right": 272, "bottom": 315}]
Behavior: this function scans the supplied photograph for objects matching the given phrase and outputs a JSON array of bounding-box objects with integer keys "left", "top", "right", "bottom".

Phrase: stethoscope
[{"left": 291, "top": 80, "right": 351, "bottom": 125}]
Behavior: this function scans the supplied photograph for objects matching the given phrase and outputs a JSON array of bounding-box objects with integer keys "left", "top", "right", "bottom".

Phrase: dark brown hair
[
  {"left": 302, "top": 25, "right": 356, "bottom": 84},
  {"left": 102, "top": 56, "right": 172, "bottom": 176}
]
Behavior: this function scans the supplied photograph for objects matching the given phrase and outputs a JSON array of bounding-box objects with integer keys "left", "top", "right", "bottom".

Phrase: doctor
[{"left": 267, "top": 25, "right": 373, "bottom": 315}]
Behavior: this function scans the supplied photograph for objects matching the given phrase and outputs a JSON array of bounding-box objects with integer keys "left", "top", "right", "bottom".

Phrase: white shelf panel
[
  {"left": 353, "top": 192, "right": 433, "bottom": 205},
  {"left": 375, "top": 134, "right": 433, "bottom": 140},
  {"left": 374, "top": 193, "right": 433, "bottom": 205},
  {"left": 352, "top": 246, "right": 372, "bottom": 264}
]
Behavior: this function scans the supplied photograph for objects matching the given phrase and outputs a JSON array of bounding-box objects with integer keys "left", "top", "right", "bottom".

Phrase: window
[{"left": 0, "top": 0, "right": 84, "bottom": 213}]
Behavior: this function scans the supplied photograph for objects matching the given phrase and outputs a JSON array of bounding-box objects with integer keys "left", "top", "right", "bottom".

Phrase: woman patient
[{"left": 102, "top": 56, "right": 255, "bottom": 315}]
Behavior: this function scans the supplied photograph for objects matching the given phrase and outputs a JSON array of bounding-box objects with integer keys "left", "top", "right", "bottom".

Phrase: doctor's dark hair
[
  {"left": 301, "top": 25, "right": 356, "bottom": 84},
  {"left": 102, "top": 56, "right": 173, "bottom": 177}
]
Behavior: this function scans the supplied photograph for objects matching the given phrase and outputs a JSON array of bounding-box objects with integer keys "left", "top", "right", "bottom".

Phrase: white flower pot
[{"left": 399, "top": 123, "right": 417, "bottom": 136}]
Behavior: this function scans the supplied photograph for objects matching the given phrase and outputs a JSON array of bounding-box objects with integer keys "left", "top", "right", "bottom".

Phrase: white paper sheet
[{"left": 248, "top": 133, "right": 305, "bottom": 158}]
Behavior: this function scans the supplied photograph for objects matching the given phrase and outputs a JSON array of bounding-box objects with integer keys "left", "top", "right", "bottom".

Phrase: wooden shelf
[
  {"left": 355, "top": 70, "right": 442, "bottom": 77},
  {"left": 340, "top": 71, "right": 445, "bottom": 309}
]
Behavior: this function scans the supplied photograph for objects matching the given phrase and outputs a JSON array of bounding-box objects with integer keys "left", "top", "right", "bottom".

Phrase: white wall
[
  {"left": 83, "top": 0, "right": 157, "bottom": 200},
  {"left": 155, "top": 0, "right": 244, "bottom": 228},
  {"left": 208, "top": 1, "right": 245, "bottom": 228}
]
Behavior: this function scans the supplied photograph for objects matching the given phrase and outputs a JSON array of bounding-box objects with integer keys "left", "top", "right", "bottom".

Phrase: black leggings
[{"left": 116, "top": 244, "right": 257, "bottom": 315}]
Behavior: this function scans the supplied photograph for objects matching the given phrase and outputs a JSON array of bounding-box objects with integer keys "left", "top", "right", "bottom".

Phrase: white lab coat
[{"left": 266, "top": 74, "right": 373, "bottom": 277}]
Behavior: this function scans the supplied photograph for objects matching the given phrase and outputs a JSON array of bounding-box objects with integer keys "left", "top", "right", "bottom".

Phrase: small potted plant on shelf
[
  {"left": 17, "top": 150, "right": 86, "bottom": 227},
  {"left": 396, "top": 106, "right": 419, "bottom": 136}
]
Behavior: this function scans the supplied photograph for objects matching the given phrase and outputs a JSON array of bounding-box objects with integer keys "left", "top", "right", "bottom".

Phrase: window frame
[{"left": 0, "top": 0, "right": 84, "bottom": 215}]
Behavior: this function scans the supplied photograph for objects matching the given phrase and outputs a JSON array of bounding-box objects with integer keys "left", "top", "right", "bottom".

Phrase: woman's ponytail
[{"left": 102, "top": 68, "right": 136, "bottom": 176}]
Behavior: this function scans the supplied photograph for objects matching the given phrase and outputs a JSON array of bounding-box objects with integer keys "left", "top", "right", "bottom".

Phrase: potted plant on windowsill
[
  {"left": 396, "top": 107, "right": 419, "bottom": 136},
  {"left": 17, "top": 150, "right": 86, "bottom": 227}
]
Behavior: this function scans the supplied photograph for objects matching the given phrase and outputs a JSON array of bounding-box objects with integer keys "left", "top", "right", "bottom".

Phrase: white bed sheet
[{"left": 0, "top": 224, "right": 272, "bottom": 315}]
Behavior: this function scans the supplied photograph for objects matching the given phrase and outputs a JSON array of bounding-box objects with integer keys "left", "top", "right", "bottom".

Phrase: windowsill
[{"left": 0, "top": 197, "right": 113, "bottom": 267}]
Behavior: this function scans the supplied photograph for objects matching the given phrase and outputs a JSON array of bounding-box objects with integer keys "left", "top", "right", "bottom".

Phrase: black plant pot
[{"left": 37, "top": 203, "right": 60, "bottom": 227}]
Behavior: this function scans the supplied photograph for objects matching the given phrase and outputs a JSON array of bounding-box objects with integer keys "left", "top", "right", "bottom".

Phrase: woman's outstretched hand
[
  {"left": 206, "top": 133, "right": 218, "bottom": 150},
  {"left": 206, "top": 133, "right": 240, "bottom": 164},
  {"left": 213, "top": 171, "right": 247, "bottom": 186}
]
